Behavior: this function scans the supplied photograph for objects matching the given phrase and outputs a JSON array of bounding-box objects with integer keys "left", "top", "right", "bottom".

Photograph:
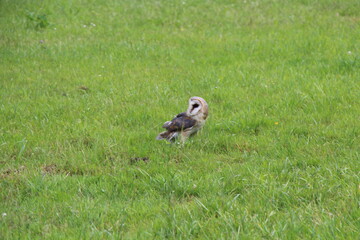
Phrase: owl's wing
[
  {"left": 164, "top": 113, "right": 197, "bottom": 132},
  {"left": 175, "top": 112, "right": 187, "bottom": 118},
  {"left": 162, "top": 112, "right": 186, "bottom": 128}
]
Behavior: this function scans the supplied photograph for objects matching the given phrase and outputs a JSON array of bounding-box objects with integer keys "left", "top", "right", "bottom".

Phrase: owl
[{"left": 156, "top": 97, "right": 209, "bottom": 143}]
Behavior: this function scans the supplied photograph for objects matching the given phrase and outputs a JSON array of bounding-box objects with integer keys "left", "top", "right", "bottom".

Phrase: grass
[{"left": 0, "top": 0, "right": 359, "bottom": 239}]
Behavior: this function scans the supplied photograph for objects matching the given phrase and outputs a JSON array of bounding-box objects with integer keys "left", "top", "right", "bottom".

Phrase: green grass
[{"left": 1, "top": 0, "right": 359, "bottom": 239}]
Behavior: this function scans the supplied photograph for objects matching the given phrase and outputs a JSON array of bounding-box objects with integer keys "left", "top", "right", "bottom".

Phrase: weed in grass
[{"left": 25, "top": 11, "right": 50, "bottom": 30}]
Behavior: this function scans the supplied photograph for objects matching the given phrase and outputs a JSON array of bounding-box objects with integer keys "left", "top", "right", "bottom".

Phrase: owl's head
[{"left": 187, "top": 96, "right": 208, "bottom": 120}]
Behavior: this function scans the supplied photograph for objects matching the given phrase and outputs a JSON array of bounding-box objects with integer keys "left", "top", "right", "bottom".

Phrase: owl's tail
[{"left": 156, "top": 131, "right": 178, "bottom": 142}]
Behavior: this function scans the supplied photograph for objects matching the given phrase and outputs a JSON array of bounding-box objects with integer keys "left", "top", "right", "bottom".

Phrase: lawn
[{"left": 0, "top": 0, "right": 359, "bottom": 239}]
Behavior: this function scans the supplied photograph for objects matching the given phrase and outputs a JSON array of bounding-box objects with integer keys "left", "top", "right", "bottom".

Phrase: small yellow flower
[{"left": 274, "top": 122, "right": 279, "bottom": 125}]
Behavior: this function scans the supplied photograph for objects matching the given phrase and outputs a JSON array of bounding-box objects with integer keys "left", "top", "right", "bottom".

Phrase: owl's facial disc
[
  {"left": 189, "top": 101, "right": 201, "bottom": 115},
  {"left": 192, "top": 103, "right": 199, "bottom": 109}
]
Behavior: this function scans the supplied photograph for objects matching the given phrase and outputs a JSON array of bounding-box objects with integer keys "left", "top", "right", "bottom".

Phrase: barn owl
[{"left": 156, "top": 97, "right": 209, "bottom": 143}]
